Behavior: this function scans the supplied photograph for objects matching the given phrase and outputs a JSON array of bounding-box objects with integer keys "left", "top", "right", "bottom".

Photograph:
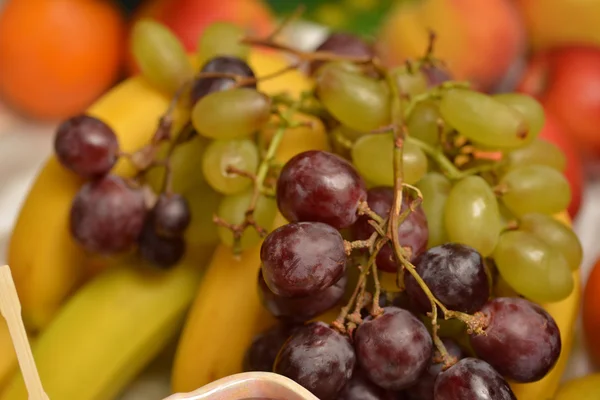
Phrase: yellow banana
[
  {"left": 7, "top": 75, "right": 179, "bottom": 332},
  {"left": 555, "top": 373, "right": 600, "bottom": 400},
  {"left": 0, "top": 319, "right": 17, "bottom": 391},
  {"left": 0, "top": 246, "right": 213, "bottom": 400}
]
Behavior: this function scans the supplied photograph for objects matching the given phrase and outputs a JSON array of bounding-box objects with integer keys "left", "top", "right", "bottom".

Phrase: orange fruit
[{"left": 0, "top": 0, "right": 126, "bottom": 121}]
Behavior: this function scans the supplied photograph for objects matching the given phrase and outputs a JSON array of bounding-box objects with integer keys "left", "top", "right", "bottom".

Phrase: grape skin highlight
[{"left": 260, "top": 221, "right": 347, "bottom": 297}]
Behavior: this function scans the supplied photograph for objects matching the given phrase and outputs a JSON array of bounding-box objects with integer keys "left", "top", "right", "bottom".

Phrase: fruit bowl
[
  {"left": 0, "top": 12, "right": 586, "bottom": 400},
  {"left": 164, "top": 372, "right": 318, "bottom": 400}
]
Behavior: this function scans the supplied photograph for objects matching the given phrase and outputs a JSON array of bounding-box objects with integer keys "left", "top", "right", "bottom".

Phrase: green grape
[
  {"left": 337, "top": 125, "right": 369, "bottom": 143},
  {"left": 131, "top": 19, "right": 193, "bottom": 94},
  {"left": 502, "top": 138, "right": 566, "bottom": 172},
  {"left": 315, "top": 61, "right": 390, "bottom": 133},
  {"left": 493, "top": 93, "right": 545, "bottom": 139},
  {"left": 197, "top": 22, "right": 250, "bottom": 67},
  {"left": 499, "top": 165, "right": 571, "bottom": 217},
  {"left": 351, "top": 133, "right": 428, "bottom": 186},
  {"left": 519, "top": 213, "right": 583, "bottom": 271},
  {"left": 184, "top": 183, "right": 222, "bottom": 247},
  {"left": 146, "top": 136, "right": 210, "bottom": 194},
  {"left": 416, "top": 172, "right": 451, "bottom": 248},
  {"left": 217, "top": 189, "right": 277, "bottom": 251},
  {"left": 389, "top": 65, "right": 428, "bottom": 102},
  {"left": 192, "top": 88, "right": 271, "bottom": 140},
  {"left": 444, "top": 175, "right": 502, "bottom": 256},
  {"left": 202, "top": 138, "right": 259, "bottom": 195},
  {"left": 406, "top": 100, "right": 445, "bottom": 147},
  {"left": 439, "top": 89, "right": 532, "bottom": 149},
  {"left": 493, "top": 230, "right": 573, "bottom": 303}
]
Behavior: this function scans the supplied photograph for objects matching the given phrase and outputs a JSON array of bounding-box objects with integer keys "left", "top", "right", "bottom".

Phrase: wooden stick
[{"left": 0, "top": 265, "right": 49, "bottom": 400}]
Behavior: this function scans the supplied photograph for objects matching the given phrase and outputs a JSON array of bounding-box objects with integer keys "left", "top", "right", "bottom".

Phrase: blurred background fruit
[
  {"left": 517, "top": 46, "right": 600, "bottom": 157},
  {"left": 375, "top": 0, "right": 526, "bottom": 92},
  {"left": 537, "top": 113, "right": 584, "bottom": 219},
  {"left": 0, "top": 0, "right": 126, "bottom": 121},
  {"left": 514, "top": 0, "right": 600, "bottom": 51}
]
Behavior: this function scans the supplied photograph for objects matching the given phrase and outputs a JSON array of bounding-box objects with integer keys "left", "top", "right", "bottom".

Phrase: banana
[
  {"left": 7, "top": 75, "right": 178, "bottom": 332},
  {"left": 0, "top": 319, "right": 17, "bottom": 391},
  {"left": 555, "top": 373, "right": 600, "bottom": 400},
  {"left": 0, "top": 246, "right": 213, "bottom": 400}
]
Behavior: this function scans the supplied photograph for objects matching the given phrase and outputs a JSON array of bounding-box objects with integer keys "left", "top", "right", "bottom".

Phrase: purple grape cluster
[
  {"left": 54, "top": 115, "right": 191, "bottom": 268},
  {"left": 249, "top": 139, "right": 562, "bottom": 400}
]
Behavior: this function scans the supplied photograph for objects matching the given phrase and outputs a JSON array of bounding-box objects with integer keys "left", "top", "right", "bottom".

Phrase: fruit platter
[{"left": 0, "top": 3, "right": 594, "bottom": 400}]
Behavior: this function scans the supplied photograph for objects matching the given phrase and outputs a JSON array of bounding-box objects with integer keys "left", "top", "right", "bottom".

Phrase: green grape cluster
[
  {"left": 128, "top": 16, "right": 581, "bottom": 305},
  {"left": 315, "top": 57, "right": 578, "bottom": 304}
]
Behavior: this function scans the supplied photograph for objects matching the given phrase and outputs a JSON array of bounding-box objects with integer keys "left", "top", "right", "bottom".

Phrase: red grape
[
  {"left": 276, "top": 150, "right": 367, "bottom": 230},
  {"left": 404, "top": 243, "right": 490, "bottom": 314},
  {"left": 70, "top": 175, "right": 146, "bottom": 254},
  {"left": 354, "top": 307, "right": 433, "bottom": 390},
  {"left": 433, "top": 358, "right": 516, "bottom": 400},
  {"left": 243, "top": 324, "right": 296, "bottom": 373},
  {"left": 153, "top": 193, "right": 191, "bottom": 237},
  {"left": 274, "top": 321, "right": 355, "bottom": 400},
  {"left": 405, "top": 338, "right": 464, "bottom": 400},
  {"left": 54, "top": 114, "right": 119, "bottom": 178},
  {"left": 138, "top": 217, "right": 185, "bottom": 268},
  {"left": 420, "top": 64, "right": 453, "bottom": 88},
  {"left": 260, "top": 221, "right": 347, "bottom": 297},
  {"left": 351, "top": 186, "right": 428, "bottom": 272},
  {"left": 191, "top": 56, "right": 256, "bottom": 103},
  {"left": 338, "top": 368, "right": 398, "bottom": 400},
  {"left": 470, "top": 297, "right": 561, "bottom": 383},
  {"left": 258, "top": 271, "right": 347, "bottom": 323},
  {"left": 309, "top": 32, "right": 374, "bottom": 75}
]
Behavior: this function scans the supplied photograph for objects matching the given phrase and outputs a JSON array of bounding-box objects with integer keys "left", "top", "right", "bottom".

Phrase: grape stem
[
  {"left": 332, "top": 237, "right": 388, "bottom": 335},
  {"left": 344, "top": 231, "right": 379, "bottom": 255},
  {"left": 214, "top": 104, "right": 301, "bottom": 254},
  {"left": 385, "top": 71, "right": 490, "bottom": 368}
]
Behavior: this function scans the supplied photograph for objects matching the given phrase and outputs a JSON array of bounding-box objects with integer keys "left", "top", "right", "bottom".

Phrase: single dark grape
[
  {"left": 338, "top": 368, "right": 398, "bottom": 400},
  {"left": 274, "top": 321, "right": 355, "bottom": 400},
  {"left": 153, "top": 193, "right": 191, "bottom": 237},
  {"left": 433, "top": 358, "right": 516, "bottom": 400},
  {"left": 309, "top": 32, "right": 375, "bottom": 75},
  {"left": 243, "top": 324, "right": 296, "bottom": 372},
  {"left": 351, "top": 186, "right": 428, "bottom": 272},
  {"left": 258, "top": 271, "right": 347, "bottom": 323},
  {"left": 70, "top": 175, "right": 146, "bottom": 254},
  {"left": 54, "top": 114, "right": 119, "bottom": 178},
  {"left": 420, "top": 64, "right": 453, "bottom": 87},
  {"left": 404, "top": 243, "right": 490, "bottom": 314},
  {"left": 260, "top": 221, "right": 347, "bottom": 297},
  {"left": 276, "top": 150, "right": 367, "bottom": 230},
  {"left": 354, "top": 307, "right": 433, "bottom": 390},
  {"left": 191, "top": 56, "right": 256, "bottom": 103},
  {"left": 470, "top": 297, "right": 561, "bottom": 383},
  {"left": 138, "top": 217, "right": 185, "bottom": 268},
  {"left": 406, "top": 338, "right": 464, "bottom": 400}
]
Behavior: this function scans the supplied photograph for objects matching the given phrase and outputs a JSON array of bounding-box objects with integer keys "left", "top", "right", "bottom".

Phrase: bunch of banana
[{"left": 0, "top": 18, "right": 582, "bottom": 400}]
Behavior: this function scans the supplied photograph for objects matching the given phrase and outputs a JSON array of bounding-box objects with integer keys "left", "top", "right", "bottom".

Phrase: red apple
[
  {"left": 538, "top": 112, "right": 584, "bottom": 219},
  {"left": 517, "top": 46, "right": 600, "bottom": 156}
]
